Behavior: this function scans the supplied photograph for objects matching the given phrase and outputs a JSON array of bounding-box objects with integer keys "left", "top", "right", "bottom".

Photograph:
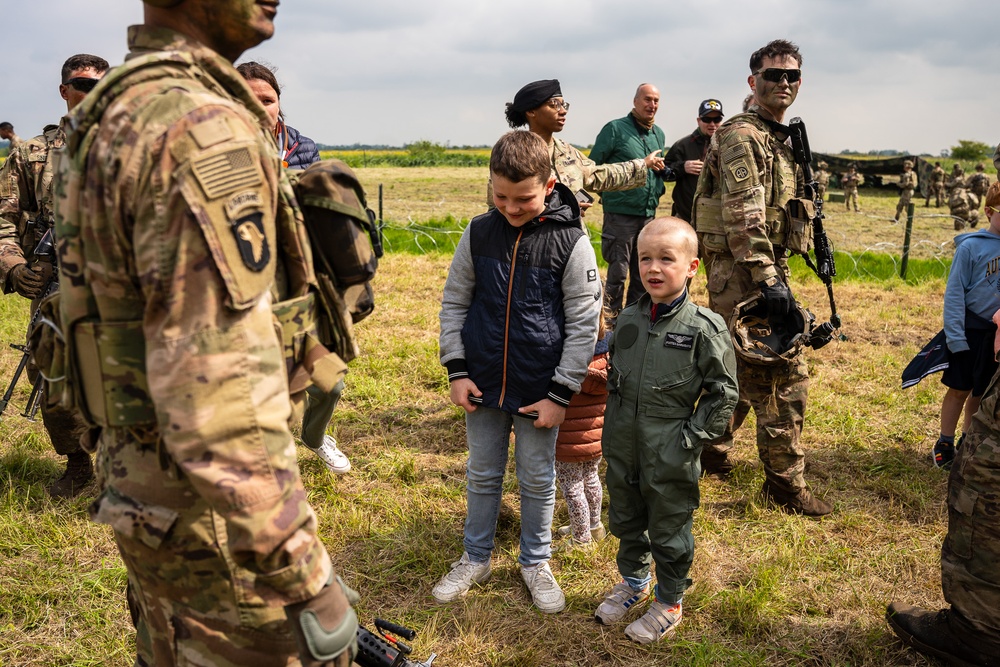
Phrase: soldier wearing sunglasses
[
  {"left": 692, "top": 39, "right": 832, "bottom": 517},
  {"left": 0, "top": 53, "right": 108, "bottom": 498}
]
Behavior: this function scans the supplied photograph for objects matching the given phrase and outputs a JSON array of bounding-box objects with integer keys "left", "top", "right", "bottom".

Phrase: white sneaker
[
  {"left": 624, "top": 599, "right": 682, "bottom": 644},
  {"left": 315, "top": 435, "right": 351, "bottom": 475},
  {"left": 432, "top": 553, "right": 491, "bottom": 603},
  {"left": 520, "top": 561, "right": 565, "bottom": 613},
  {"left": 594, "top": 581, "right": 651, "bottom": 625},
  {"left": 556, "top": 522, "right": 606, "bottom": 541}
]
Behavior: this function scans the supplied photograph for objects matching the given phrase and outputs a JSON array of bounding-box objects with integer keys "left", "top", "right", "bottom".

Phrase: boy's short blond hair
[
  {"left": 985, "top": 181, "right": 1000, "bottom": 212},
  {"left": 637, "top": 217, "right": 699, "bottom": 258},
  {"left": 489, "top": 131, "right": 551, "bottom": 184}
]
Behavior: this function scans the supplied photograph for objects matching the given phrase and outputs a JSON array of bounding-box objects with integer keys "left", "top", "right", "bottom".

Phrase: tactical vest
[
  {"left": 40, "top": 49, "right": 345, "bottom": 428},
  {"left": 693, "top": 112, "right": 812, "bottom": 256}
]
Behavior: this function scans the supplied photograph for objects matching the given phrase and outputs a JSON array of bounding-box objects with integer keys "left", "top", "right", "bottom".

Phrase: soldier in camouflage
[
  {"left": 842, "top": 164, "right": 863, "bottom": 212},
  {"left": 894, "top": 159, "right": 917, "bottom": 222},
  {"left": 0, "top": 54, "right": 108, "bottom": 498},
  {"left": 888, "top": 310, "right": 1000, "bottom": 664},
  {"left": 926, "top": 162, "right": 946, "bottom": 207},
  {"left": 488, "top": 79, "right": 661, "bottom": 217},
  {"left": 691, "top": 39, "right": 832, "bottom": 516},
  {"left": 948, "top": 163, "right": 967, "bottom": 196},
  {"left": 0, "top": 122, "right": 22, "bottom": 153},
  {"left": 51, "top": 1, "right": 357, "bottom": 664},
  {"left": 968, "top": 163, "right": 991, "bottom": 208},
  {"left": 814, "top": 161, "right": 830, "bottom": 200}
]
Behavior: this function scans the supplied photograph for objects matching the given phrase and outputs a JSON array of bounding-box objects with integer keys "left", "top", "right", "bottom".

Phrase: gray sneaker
[
  {"left": 520, "top": 561, "right": 565, "bottom": 613},
  {"left": 624, "top": 599, "right": 682, "bottom": 644},
  {"left": 431, "top": 553, "right": 491, "bottom": 603},
  {"left": 594, "top": 581, "right": 651, "bottom": 625}
]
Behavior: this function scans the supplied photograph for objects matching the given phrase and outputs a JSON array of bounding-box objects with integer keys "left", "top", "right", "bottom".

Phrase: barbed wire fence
[{"left": 370, "top": 186, "right": 976, "bottom": 283}]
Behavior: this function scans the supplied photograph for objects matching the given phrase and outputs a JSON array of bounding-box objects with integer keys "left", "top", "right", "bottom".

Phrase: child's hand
[
  {"left": 519, "top": 399, "right": 566, "bottom": 429},
  {"left": 450, "top": 378, "right": 482, "bottom": 412}
]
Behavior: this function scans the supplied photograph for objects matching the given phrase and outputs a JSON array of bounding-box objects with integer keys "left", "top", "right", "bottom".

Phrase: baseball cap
[{"left": 698, "top": 99, "right": 724, "bottom": 118}]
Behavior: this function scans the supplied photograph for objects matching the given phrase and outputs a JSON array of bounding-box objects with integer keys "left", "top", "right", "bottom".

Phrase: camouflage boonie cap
[{"left": 903, "top": 160, "right": 913, "bottom": 168}]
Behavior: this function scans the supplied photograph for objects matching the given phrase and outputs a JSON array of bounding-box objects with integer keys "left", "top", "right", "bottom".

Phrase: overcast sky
[{"left": 3, "top": 1, "right": 997, "bottom": 156}]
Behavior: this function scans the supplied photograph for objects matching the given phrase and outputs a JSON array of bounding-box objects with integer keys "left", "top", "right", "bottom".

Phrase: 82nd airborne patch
[
  {"left": 231, "top": 212, "right": 270, "bottom": 272},
  {"left": 729, "top": 159, "right": 751, "bottom": 183}
]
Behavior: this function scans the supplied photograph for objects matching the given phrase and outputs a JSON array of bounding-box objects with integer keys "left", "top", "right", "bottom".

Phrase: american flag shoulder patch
[{"left": 191, "top": 146, "right": 262, "bottom": 199}]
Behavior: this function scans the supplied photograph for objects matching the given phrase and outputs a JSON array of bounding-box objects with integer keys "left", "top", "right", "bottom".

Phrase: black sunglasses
[
  {"left": 755, "top": 68, "right": 801, "bottom": 84},
  {"left": 64, "top": 77, "right": 100, "bottom": 93},
  {"left": 700, "top": 116, "right": 723, "bottom": 124}
]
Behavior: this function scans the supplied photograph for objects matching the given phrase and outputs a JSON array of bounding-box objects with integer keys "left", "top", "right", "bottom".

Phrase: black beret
[{"left": 510, "top": 79, "right": 562, "bottom": 113}]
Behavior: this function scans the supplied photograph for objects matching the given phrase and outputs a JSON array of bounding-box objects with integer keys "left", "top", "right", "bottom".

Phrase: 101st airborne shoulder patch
[{"left": 231, "top": 211, "right": 270, "bottom": 272}]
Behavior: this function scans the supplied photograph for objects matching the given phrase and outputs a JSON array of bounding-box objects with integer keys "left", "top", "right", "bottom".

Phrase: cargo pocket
[
  {"left": 89, "top": 486, "right": 179, "bottom": 550},
  {"left": 784, "top": 198, "right": 814, "bottom": 255},
  {"left": 946, "top": 484, "right": 978, "bottom": 560},
  {"left": 706, "top": 256, "right": 735, "bottom": 295},
  {"left": 27, "top": 292, "right": 68, "bottom": 412}
]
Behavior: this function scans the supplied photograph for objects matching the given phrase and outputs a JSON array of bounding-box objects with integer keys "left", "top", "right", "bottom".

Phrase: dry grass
[{"left": 0, "top": 182, "right": 954, "bottom": 665}]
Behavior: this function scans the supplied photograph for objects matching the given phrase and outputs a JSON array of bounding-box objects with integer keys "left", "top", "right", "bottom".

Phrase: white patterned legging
[{"left": 555, "top": 458, "right": 603, "bottom": 542}]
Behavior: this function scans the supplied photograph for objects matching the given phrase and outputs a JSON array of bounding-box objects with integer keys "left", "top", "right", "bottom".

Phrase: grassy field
[{"left": 0, "top": 166, "right": 975, "bottom": 666}]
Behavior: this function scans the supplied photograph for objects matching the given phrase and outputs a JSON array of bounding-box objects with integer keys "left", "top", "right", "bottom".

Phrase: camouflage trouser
[
  {"left": 941, "top": 375, "right": 1000, "bottom": 650},
  {"left": 700, "top": 250, "right": 809, "bottom": 492},
  {"left": 950, "top": 190, "right": 980, "bottom": 230},
  {"left": 90, "top": 430, "right": 304, "bottom": 667},
  {"left": 844, "top": 188, "right": 860, "bottom": 212},
  {"left": 895, "top": 189, "right": 914, "bottom": 219},
  {"left": 601, "top": 212, "right": 650, "bottom": 317},
  {"left": 816, "top": 184, "right": 827, "bottom": 200},
  {"left": 27, "top": 295, "right": 86, "bottom": 457},
  {"left": 927, "top": 182, "right": 944, "bottom": 207}
]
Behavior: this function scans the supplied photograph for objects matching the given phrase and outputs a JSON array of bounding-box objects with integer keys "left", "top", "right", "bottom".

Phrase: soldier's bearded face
[
  {"left": 750, "top": 54, "right": 800, "bottom": 118},
  {"left": 187, "top": 0, "right": 278, "bottom": 61}
]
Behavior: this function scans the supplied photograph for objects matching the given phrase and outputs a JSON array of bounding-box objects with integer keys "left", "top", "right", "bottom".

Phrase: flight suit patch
[
  {"left": 231, "top": 212, "right": 270, "bottom": 272},
  {"left": 616, "top": 323, "right": 639, "bottom": 349},
  {"left": 663, "top": 333, "right": 694, "bottom": 350}
]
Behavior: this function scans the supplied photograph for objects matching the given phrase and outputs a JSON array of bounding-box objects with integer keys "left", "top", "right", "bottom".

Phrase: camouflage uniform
[
  {"left": 7, "top": 132, "right": 23, "bottom": 153},
  {"left": 927, "top": 165, "right": 946, "bottom": 207},
  {"left": 485, "top": 136, "right": 646, "bottom": 209},
  {"left": 949, "top": 187, "right": 980, "bottom": 231},
  {"left": 842, "top": 168, "right": 862, "bottom": 212},
  {"left": 691, "top": 107, "right": 815, "bottom": 496},
  {"left": 52, "top": 25, "right": 349, "bottom": 665},
  {"left": 939, "top": 366, "right": 1000, "bottom": 650},
  {"left": 895, "top": 166, "right": 917, "bottom": 221},
  {"left": 814, "top": 164, "right": 830, "bottom": 200},
  {"left": 0, "top": 125, "right": 86, "bottom": 465},
  {"left": 968, "top": 166, "right": 991, "bottom": 206}
]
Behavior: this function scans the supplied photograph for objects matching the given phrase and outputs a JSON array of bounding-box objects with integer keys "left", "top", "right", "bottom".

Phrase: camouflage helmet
[
  {"left": 729, "top": 294, "right": 812, "bottom": 366},
  {"left": 903, "top": 160, "right": 913, "bottom": 168},
  {"left": 817, "top": 161, "right": 828, "bottom": 169},
  {"left": 976, "top": 162, "right": 985, "bottom": 171}
]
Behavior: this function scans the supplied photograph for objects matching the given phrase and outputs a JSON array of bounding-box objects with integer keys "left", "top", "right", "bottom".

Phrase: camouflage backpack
[{"left": 292, "top": 159, "right": 382, "bottom": 364}]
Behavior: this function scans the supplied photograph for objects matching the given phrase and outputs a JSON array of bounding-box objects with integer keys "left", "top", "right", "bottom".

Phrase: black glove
[
  {"left": 758, "top": 278, "right": 793, "bottom": 318},
  {"left": 10, "top": 264, "right": 45, "bottom": 299},
  {"left": 285, "top": 573, "right": 359, "bottom": 667}
]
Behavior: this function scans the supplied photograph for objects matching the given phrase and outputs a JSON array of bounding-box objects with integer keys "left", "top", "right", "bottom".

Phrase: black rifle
[
  {"left": 355, "top": 619, "right": 436, "bottom": 667},
  {"left": 0, "top": 229, "right": 58, "bottom": 421},
  {"left": 788, "top": 117, "right": 841, "bottom": 349}
]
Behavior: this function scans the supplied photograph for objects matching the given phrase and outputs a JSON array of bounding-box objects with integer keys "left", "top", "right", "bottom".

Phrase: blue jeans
[{"left": 463, "top": 406, "right": 557, "bottom": 567}]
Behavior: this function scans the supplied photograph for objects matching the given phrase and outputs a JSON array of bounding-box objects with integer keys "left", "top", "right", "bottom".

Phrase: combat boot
[
  {"left": 47, "top": 451, "right": 93, "bottom": 498},
  {"left": 699, "top": 450, "right": 733, "bottom": 479},
  {"left": 886, "top": 602, "right": 998, "bottom": 666},
  {"left": 762, "top": 482, "right": 832, "bottom": 517}
]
